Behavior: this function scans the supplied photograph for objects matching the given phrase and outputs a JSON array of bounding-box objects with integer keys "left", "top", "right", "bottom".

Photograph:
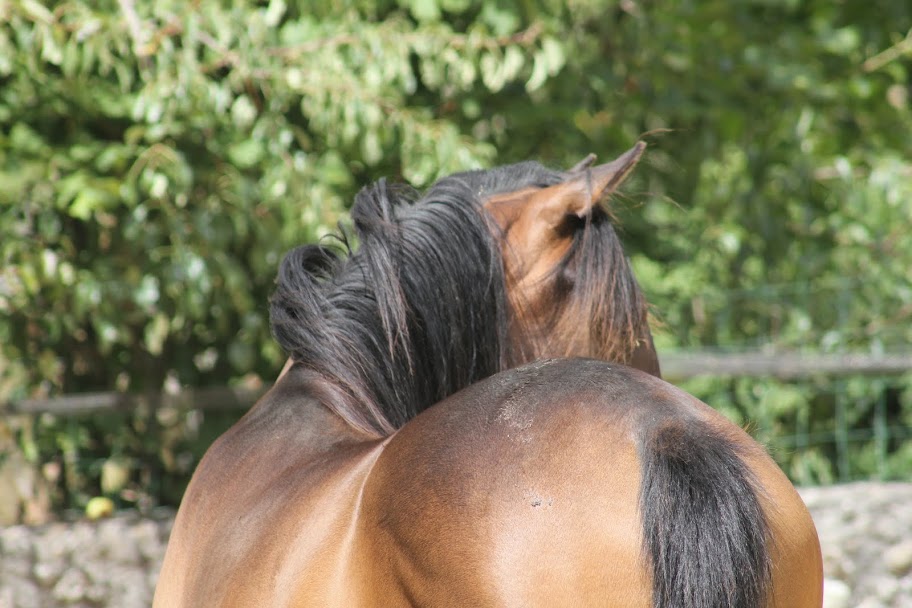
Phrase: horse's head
[{"left": 482, "top": 143, "right": 660, "bottom": 376}]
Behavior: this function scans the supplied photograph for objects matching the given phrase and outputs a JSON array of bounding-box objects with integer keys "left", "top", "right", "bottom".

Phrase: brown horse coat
[
  {"left": 157, "top": 361, "right": 821, "bottom": 607},
  {"left": 154, "top": 146, "right": 822, "bottom": 607}
]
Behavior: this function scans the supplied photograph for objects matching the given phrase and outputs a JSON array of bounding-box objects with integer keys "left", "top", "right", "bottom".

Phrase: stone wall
[
  {"left": 1, "top": 483, "right": 910, "bottom": 607},
  {"left": 0, "top": 514, "right": 171, "bottom": 608}
]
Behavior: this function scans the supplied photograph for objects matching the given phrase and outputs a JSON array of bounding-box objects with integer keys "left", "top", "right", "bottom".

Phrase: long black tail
[{"left": 639, "top": 419, "right": 772, "bottom": 608}]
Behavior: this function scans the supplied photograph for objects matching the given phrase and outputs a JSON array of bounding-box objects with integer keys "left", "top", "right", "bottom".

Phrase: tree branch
[{"left": 863, "top": 29, "right": 912, "bottom": 72}]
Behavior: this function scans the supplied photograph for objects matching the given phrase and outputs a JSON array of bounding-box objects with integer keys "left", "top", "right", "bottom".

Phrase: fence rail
[
  {"left": 659, "top": 351, "right": 912, "bottom": 382},
  {"left": 4, "top": 350, "right": 910, "bottom": 416},
  {"left": 4, "top": 385, "right": 267, "bottom": 416}
]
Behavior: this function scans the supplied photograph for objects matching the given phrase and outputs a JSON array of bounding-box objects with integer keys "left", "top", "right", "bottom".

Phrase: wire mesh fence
[
  {"left": 771, "top": 375, "right": 912, "bottom": 484},
  {"left": 652, "top": 361, "right": 912, "bottom": 485},
  {"left": 650, "top": 277, "right": 912, "bottom": 485},
  {"left": 5, "top": 271, "right": 912, "bottom": 516}
]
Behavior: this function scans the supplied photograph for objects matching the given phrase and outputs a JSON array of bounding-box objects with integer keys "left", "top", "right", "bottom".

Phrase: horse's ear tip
[
  {"left": 613, "top": 142, "right": 647, "bottom": 167},
  {"left": 627, "top": 141, "right": 647, "bottom": 157},
  {"left": 567, "top": 153, "right": 598, "bottom": 173}
]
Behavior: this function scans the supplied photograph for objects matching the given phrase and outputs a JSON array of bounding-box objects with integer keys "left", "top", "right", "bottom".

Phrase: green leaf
[
  {"left": 440, "top": 0, "right": 472, "bottom": 13},
  {"left": 361, "top": 131, "right": 383, "bottom": 166},
  {"left": 541, "top": 37, "right": 565, "bottom": 75},
  {"left": 227, "top": 140, "right": 264, "bottom": 168},
  {"left": 21, "top": 0, "right": 54, "bottom": 24},
  {"left": 263, "top": 0, "right": 287, "bottom": 27},
  {"left": 231, "top": 96, "right": 257, "bottom": 128},
  {"left": 144, "top": 313, "right": 170, "bottom": 356},
  {"left": 500, "top": 46, "right": 524, "bottom": 82},
  {"left": 480, "top": 51, "right": 504, "bottom": 92},
  {"left": 68, "top": 192, "right": 100, "bottom": 220},
  {"left": 40, "top": 27, "right": 64, "bottom": 65},
  {"left": 479, "top": 3, "right": 519, "bottom": 36},
  {"left": 821, "top": 26, "right": 860, "bottom": 56},
  {"left": 404, "top": 0, "right": 441, "bottom": 22},
  {"left": 9, "top": 124, "right": 46, "bottom": 155},
  {"left": 526, "top": 50, "right": 549, "bottom": 92}
]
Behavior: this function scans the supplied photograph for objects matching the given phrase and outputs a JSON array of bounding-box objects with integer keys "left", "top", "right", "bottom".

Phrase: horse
[{"left": 154, "top": 144, "right": 822, "bottom": 607}]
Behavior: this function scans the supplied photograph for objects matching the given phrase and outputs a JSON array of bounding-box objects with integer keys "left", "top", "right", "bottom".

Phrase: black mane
[
  {"left": 545, "top": 210, "right": 650, "bottom": 364},
  {"left": 270, "top": 162, "right": 566, "bottom": 436}
]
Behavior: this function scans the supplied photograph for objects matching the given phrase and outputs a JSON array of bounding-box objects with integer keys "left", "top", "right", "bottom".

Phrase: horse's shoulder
[{"left": 179, "top": 371, "right": 376, "bottom": 528}]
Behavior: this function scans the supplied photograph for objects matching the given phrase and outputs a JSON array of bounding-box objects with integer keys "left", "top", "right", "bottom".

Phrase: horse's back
[
  {"left": 157, "top": 359, "right": 821, "bottom": 607},
  {"left": 358, "top": 358, "right": 822, "bottom": 607},
  {"left": 358, "top": 359, "right": 656, "bottom": 606}
]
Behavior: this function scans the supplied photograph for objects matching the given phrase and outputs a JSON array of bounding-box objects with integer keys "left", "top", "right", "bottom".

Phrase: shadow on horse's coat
[{"left": 154, "top": 144, "right": 822, "bottom": 608}]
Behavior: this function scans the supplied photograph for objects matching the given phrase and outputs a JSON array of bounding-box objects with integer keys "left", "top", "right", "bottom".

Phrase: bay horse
[{"left": 154, "top": 144, "right": 822, "bottom": 607}]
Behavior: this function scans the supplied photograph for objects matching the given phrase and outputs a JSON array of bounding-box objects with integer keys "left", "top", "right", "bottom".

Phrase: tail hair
[{"left": 639, "top": 420, "right": 772, "bottom": 608}]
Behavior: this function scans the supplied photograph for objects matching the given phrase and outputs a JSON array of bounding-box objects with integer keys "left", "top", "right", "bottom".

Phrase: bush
[{"left": 2, "top": 0, "right": 911, "bottom": 509}]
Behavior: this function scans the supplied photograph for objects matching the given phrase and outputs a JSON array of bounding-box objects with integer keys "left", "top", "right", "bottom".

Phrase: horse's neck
[
  {"left": 244, "top": 363, "right": 370, "bottom": 454},
  {"left": 180, "top": 363, "right": 381, "bottom": 530}
]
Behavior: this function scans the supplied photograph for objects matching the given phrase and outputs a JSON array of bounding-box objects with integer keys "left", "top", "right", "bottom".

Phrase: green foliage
[
  {"left": 2, "top": 0, "right": 911, "bottom": 508},
  {"left": 9, "top": 405, "right": 238, "bottom": 511},
  {"left": 1, "top": 0, "right": 556, "bottom": 396}
]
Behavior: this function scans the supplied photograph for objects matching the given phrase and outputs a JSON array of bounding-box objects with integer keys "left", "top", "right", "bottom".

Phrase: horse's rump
[{"left": 355, "top": 358, "right": 808, "bottom": 608}]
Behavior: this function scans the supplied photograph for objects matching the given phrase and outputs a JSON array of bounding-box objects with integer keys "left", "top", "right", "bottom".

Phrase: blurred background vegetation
[{"left": 1, "top": 0, "right": 910, "bottom": 518}]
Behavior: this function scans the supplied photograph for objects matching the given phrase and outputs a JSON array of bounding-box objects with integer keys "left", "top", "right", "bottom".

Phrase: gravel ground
[
  {"left": 0, "top": 482, "right": 909, "bottom": 607},
  {"left": 800, "top": 483, "right": 912, "bottom": 608}
]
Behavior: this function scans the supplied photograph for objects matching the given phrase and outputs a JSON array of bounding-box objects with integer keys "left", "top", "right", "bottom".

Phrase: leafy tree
[{"left": 1, "top": 0, "right": 910, "bottom": 509}]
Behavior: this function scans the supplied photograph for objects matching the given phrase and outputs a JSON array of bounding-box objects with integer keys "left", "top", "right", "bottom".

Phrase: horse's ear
[
  {"left": 536, "top": 142, "right": 646, "bottom": 222},
  {"left": 566, "top": 153, "right": 597, "bottom": 174},
  {"left": 484, "top": 142, "right": 646, "bottom": 237}
]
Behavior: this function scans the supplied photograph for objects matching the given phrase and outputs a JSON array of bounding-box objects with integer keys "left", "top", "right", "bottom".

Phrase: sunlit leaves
[
  {"left": 2, "top": 0, "right": 912, "bottom": 499},
  {"left": 0, "top": 0, "right": 564, "bottom": 403}
]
